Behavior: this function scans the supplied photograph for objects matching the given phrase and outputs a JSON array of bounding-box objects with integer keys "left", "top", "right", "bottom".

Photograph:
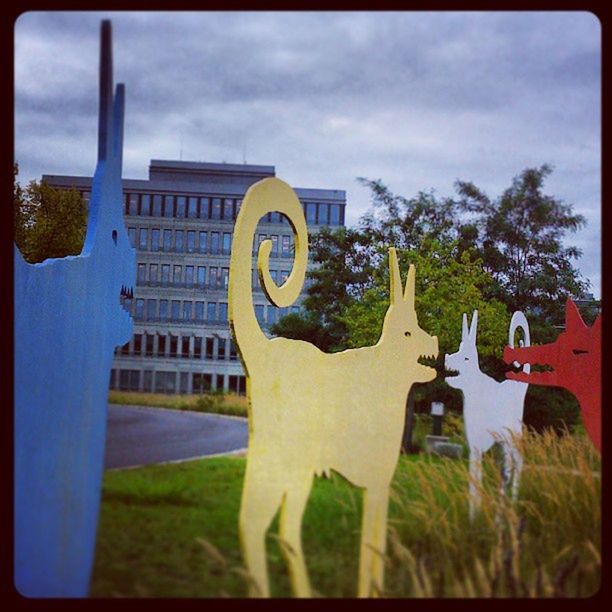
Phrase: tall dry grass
[{"left": 384, "top": 429, "right": 600, "bottom": 597}]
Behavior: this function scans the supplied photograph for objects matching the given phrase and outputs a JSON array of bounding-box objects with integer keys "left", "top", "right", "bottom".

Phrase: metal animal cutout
[
  {"left": 504, "top": 299, "right": 601, "bottom": 451},
  {"left": 228, "top": 178, "right": 438, "bottom": 598},
  {"left": 14, "top": 21, "right": 135, "bottom": 597},
  {"left": 445, "top": 311, "right": 530, "bottom": 519}
]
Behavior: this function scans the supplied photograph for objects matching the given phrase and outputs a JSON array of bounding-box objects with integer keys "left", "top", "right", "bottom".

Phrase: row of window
[
  {"left": 127, "top": 226, "right": 296, "bottom": 257},
  {"left": 116, "top": 332, "right": 238, "bottom": 361},
  {"left": 110, "top": 368, "right": 246, "bottom": 395},
  {"left": 136, "top": 262, "right": 291, "bottom": 290},
  {"left": 118, "top": 191, "right": 343, "bottom": 226},
  {"left": 122, "top": 297, "right": 300, "bottom": 325}
]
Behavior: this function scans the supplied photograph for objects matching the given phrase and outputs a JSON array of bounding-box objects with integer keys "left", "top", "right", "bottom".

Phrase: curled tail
[
  {"left": 228, "top": 177, "right": 309, "bottom": 364},
  {"left": 508, "top": 311, "right": 531, "bottom": 375}
]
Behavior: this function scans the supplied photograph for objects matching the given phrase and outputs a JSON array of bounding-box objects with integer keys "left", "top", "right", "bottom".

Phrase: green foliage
[
  {"left": 14, "top": 165, "right": 87, "bottom": 263},
  {"left": 454, "top": 164, "right": 589, "bottom": 325}
]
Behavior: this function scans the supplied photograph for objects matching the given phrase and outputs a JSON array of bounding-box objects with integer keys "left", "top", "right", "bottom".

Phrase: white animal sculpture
[{"left": 445, "top": 310, "right": 530, "bottom": 519}]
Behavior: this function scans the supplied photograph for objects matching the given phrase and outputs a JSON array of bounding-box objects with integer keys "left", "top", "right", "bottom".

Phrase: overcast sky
[{"left": 14, "top": 11, "right": 601, "bottom": 297}]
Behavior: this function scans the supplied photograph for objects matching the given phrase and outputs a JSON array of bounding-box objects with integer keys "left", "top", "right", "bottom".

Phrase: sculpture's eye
[
  {"left": 112, "top": 230, "right": 118, "bottom": 245},
  {"left": 464, "top": 357, "right": 469, "bottom": 361},
  {"left": 404, "top": 331, "right": 411, "bottom": 337}
]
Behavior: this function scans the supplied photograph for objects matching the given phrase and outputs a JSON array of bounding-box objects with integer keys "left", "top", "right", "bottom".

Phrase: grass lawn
[{"left": 91, "top": 430, "right": 600, "bottom": 598}]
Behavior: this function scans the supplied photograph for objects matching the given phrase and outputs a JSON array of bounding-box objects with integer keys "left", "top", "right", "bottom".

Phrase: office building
[{"left": 44, "top": 159, "right": 346, "bottom": 395}]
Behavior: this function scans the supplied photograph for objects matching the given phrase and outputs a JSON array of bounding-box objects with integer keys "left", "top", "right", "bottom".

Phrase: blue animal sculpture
[{"left": 14, "top": 21, "right": 135, "bottom": 597}]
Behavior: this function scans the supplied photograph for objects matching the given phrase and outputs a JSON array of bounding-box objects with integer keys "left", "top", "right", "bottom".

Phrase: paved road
[{"left": 104, "top": 404, "right": 248, "bottom": 470}]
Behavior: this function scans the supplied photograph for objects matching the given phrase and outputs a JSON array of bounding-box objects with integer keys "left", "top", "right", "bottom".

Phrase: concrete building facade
[{"left": 44, "top": 159, "right": 346, "bottom": 395}]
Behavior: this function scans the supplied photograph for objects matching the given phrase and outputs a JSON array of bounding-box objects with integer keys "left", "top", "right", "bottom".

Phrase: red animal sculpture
[{"left": 503, "top": 299, "right": 601, "bottom": 452}]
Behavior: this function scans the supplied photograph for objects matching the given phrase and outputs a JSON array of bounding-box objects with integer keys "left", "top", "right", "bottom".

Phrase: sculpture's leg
[
  {"left": 357, "top": 486, "right": 389, "bottom": 597},
  {"left": 468, "top": 448, "right": 483, "bottom": 521},
  {"left": 239, "top": 457, "right": 283, "bottom": 597},
  {"left": 279, "top": 471, "right": 314, "bottom": 597}
]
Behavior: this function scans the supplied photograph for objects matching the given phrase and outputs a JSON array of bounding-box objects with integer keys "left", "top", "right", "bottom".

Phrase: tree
[
  {"left": 14, "top": 166, "right": 87, "bottom": 263},
  {"left": 454, "top": 164, "right": 589, "bottom": 324}
]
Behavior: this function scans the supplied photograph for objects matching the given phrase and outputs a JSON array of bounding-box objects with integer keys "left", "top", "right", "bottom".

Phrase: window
[
  {"left": 194, "top": 337, "right": 202, "bottom": 359},
  {"left": 138, "top": 228, "right": 148, "bottom": 250},
  {"left": 163, "top": 195, "right": 174, "bottom": 217},
  {"left": 145, "top": 334, "right": 154, "bottom": 357},
  {"left": 270, "top": 269, "right": 278, "bottom": 284},
  {"left": 158, "top": 334, "right": 166, "bottom": 356},
  {"left": 267, "top": 307, "right": 277, "bottom": 326},
  {"left": 255, "top": 304, "right": 265, "bottom": 323},
  {"left": 119, "top": 370, "right": 130, "bottom": 390},
  {"left": 181, "top": 336, "right": 190, "bottom": 358},
  {"left": 229, "top": 340, "right": 238, "bottom": 361},
  {"left": 171, "top": 300, "right": 180, "bottom": 321},
  {"left": 252, "top": 269, "right": 260, "bottom": 289},
  {"left": 155, "top": 371, "right": 176, "bottom": 393},
  {"left": 188, "top": 197, "right": 198, "bottom": 218},
  {"left": 128, "top": 227, "right": 136, "bottom": 248},
  {"left": 120, "top": 340, "right": 130, "bottom": 355},
  {"left": 173, "top": 265, "right": 182, "bottom": 284},
  {"left": 176, "top": 196, "right": 186, "bottom": 218},
  {"left": 235, "top": 199, "right": 242, "bottom": 218},
  {"left": 228, "top": 375, "right": 239, "bottom": 393},
  {"left": 223, "top": 198, "right": 233, "bottom": 220},
  {"left": 180, "top": 372, "right": 189, "bottom": 394},
  {"left": 199, "top": 197, "right": 210, "bottom": 219},
  {"left": 135, "top": 299, "right": 144, "bottom": 320},
  {"left": 153, "top": 194, "right": 162, "bottom": 217},
  {"left": 211, "top": 198, "right": 221, "bottom": 220},
  {"left": 143, "top": 370, "right": 153, "bottom": 392},
  {"left": 141, "top": 194, "right": 151, "bottom": 216},
  {"left": 330, "top": 204, "right": 340, "bottom": 226},
  {"left": 161, "top": 264, "right": 170, "bottom": 286},
  {"left": 149, "top": 264, "right": 158, "bottom": 284},
  {"left": 209, "top": 267, "right": 218, "bottom": 288},
  {"left": 183, "top": 301, "right": 192, "bottom": 321},
  {"left": 197, "top": 266, "right": 206, "bottom": 287},
  {"left": 239, "top": 376, "right": 246, "bottom": 395},
  {"left": 207, "top": 302, "right": 217, "bottom": 322},
  {"left": 159, "top": 300, "right": 169, "bottom": 321},
  {"left": 187, "top": 231, "right": 196, "bottom": 253},
  {"left": 199, "top": 231, "right": 207, "bottom": 253},
  {"left": 147, "top": 299, "right": 156, "bottom": 321},
  {"left": 306, "top": 202, "right": 317, "bottom": 224},
  {"left": 270, "top": 211, "right": 281, "bottom": 223},
  {"left": 210, "top": 232, "right": 220, "bottom": 254},
  {"left": 221, "top": 268, "right": 229, "bottom": 289},
  {"left": 137, "top": 263, "right": 147, "bottom": 284},
  {"left": 128, "top": 193, "right": 139, "bottom": 216},
  {"left": 133, "top": 334, "right": 142, "bottom": 355},
  {"left": 169, "top": 335, "right": 178, "bottom": 358},
  {"left": 123, "top": 297, "right": 132, "bottom": 315},
  {"left": 218, "top": 302, "right": 228, "bottom": 322},
  {"left": 222, "top": 232, "right": 232, "bottom": 254},
  {"left": 185, "top": 265, "right": 194, "bottom": 286},
  {"left": 271, "top": 235, "right": 278, "bottom": 256},
  {"left": 163, "top": 229, "right": 172, "bottom": 251},
  {"left": 217, "top": 338, "right": 226, "bottom": 360},
  {"left": 195, "top": 301, "right": 204, "bottom": 321},
  {"left": 318, "top": 203, "right": 329, "bottom": 225},
  {"left": 281, "top": 235, "right": 291, "bottom": 257},
  {"left": 205, "top": 337, "right": 214, "bottom": 359},
  {"left": 175, "top": 230, "right": 184, "bottom": 253},
  {"left": 151, "top": 228, "right": 160, "bottom": 251},
  {"left": 193, "top": 373, "right": 212, "bottom": 393},
  {"left": 109, "top": 369, "right": 116, "bottom": 389},
  {"left": 280, "top": 270, "right": 289, "bottom": 284}
]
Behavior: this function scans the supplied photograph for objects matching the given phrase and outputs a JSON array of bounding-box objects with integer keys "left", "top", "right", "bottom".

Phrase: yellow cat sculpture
[{"left": 228, "top": 177, "right": 438, "bottom": 598}]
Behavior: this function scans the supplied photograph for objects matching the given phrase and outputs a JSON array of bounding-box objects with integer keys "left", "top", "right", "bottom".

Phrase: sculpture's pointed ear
[
  {"left": 97, "top": 20, "right": 113, "bottom": 163},
  {"left": 389, "top": 248, "right": 402, "bottom": 305},
  {"left": 468, "top": 310, "right": 478, "bottom": 343},
  {"left": 112, "top": 83, "right": 125, "bottom": 167},
  {"left": 403, "top": 264, "right": 415, "bottom": 305},
  {"left": 565, "top": 298, "right": 587, "bottom": 331},
  {"left": 461, "top": 313, "right": 469, "bottom": 341}
]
